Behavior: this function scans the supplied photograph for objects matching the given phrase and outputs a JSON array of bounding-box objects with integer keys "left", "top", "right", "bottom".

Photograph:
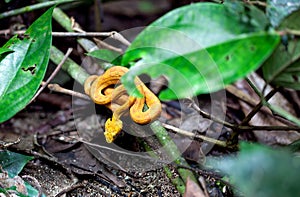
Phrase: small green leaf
[
  {"left": 121, "top": 2, "right": 280, "bottom": 100},
  {"left": 86, "top": 49, "right": 122, "bottom": 64},
  {"left": 0, "top": 7, "right": 54, "bottom": 123},
  {"left": 207, "top": 143, "right": 300, "bottom": 197},
  {"left": 0, "top": 48, "right": 14, "bottom": 62},
  {"left": 266, "top": 0, "right": 300, "bottom": 27},
  {"left": 0, "top": 47, "right": 13, "bottom": 55},
  {"left": 264, "top": 101, "right": 300, "bottom": 126},
  {"left": 0, "top": 150, "right": 33, "bottom": 178},
  {"left": 25, "top": 182, "right": 43, "bottom": 197},
  {"left": 262, "top": 39, "right": 300, "bottom": 89}
]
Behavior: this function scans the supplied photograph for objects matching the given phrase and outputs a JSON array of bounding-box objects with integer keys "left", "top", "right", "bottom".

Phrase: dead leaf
[
  {"left": 184, "top": 177, "right": 207, "bottom": 197},
  {"left": 234, "top": 73, "right": 300, "bottom": 145}
]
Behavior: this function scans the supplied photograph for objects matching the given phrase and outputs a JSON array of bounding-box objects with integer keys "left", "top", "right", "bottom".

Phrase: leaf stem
[{"left": 162, "top": 123, "right": 227, "bottom": 147}]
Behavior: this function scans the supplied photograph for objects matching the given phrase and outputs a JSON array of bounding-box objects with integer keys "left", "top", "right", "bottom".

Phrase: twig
[
  {"left": 93, "top": 37, "right": 123, "bottom": 53},
  {"left": 285, "top": 29, "right": 300, "bottom": 36},
  {"left": 0, "top": 0, "right": 76, "bottom": 20},
  {"left": 243, "top": 0, "right": 267, "bottom": 7},
  {"left": 162, "top": 123, "right": 227, "bottom": 147},
  {"left": 47, "top": 83, "right": 91, "bottom": 101},
  {"left": 241, "top": 88, "right": 278, "bottom": 125},
  {"left": 189, "top": 100, "right": 236, "bottom": 129},
  {"left": 150, "top": 121, "right": 198, "bottom": 183},
  {"left": 50, "top": 45, "right": 89, "bottom": 85},
  {"left": 76, "top": 137, "right": 162, "bottom": 162},
  {"left": 0, "top": 138, "right": 20, "bottom": 148},
  {"left": 55, "top": 183, "right": 84, "bottom": 197},
  {"left": 30, "top": 48, "right": 73, "bottom": 104},
  {"left": 1, "top": 30, "right": 129, "bottom": 41},
  {"left": 238, "top": 125, "right": 300, "bottom": 131},
  {"left": 245, "top": 77, "right": 264, "bottom": 98},
  {"left": 226, "top": 85, "right": 258, "bottom": 107},
  {"left": 189, "top": 98, "right": 300, "bottom": 131}
]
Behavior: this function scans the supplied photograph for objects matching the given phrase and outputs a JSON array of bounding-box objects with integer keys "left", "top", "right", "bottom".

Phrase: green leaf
[
  {"left": 121, "top": 3, "right": 280, "bottom": 100},
  {"left": 0, "top": 48, "right": 14, "bottom": 62},
  {"left": 264, "top": 100, "right": 300, "bottom": 126},
  {"left": 262, "top": 39, "right": 300, "bottom": 89},
  {"left": 278, "top": 8, "right": 300, "bottom": 30},
  {"left": 0, "top": 150, "right": 33, "bottom": 178},
  {"left": 0, "top": 47, "right": 13, "bottom": 55},
  {"left": 86, "top": 49, "right": 122, "bottom": 64},
  {"left": 25, "top": 182, "right": 43, "bottom": 197},
  {"left": 267, "top": 0, "right": 300, "bottom": 27},
  {"left": 207, "top": 143, "right": 300, "bottom": 197},
  {"left": 223, "top": 0, "right": 269, "bottom": 30},
  {"left": 0, "top": 7, "right": 53, "bottom": 123}
]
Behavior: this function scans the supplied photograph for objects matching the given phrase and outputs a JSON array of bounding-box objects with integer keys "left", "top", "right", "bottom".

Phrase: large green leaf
[
  {"left": 0, "top": 7, "right": 53, "bottom": 123},
  {"left": 0, "top": 150, "right": 33, "bottom": 178},
  {"left": 267, "top": 0, "right": 300, "bottom": 28},
  {"left": 207, "top": 143, "right": 300, "bottom": 197},
  {"left": 121, "top": 3, "right": 279, "bottom": 100},
  {"left": 263, "top": 39, "right": 300, "bottom": 89}
]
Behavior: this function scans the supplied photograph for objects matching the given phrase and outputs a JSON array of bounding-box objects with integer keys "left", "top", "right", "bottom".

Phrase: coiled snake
[{"left": 84, "top": 66, "right": 162, "bottom": 143}]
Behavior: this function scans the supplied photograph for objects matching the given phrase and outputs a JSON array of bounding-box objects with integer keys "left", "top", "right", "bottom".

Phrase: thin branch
[
  {"left": 237, "top": 124, "right": 300, "bottom": 131},
  {"left": 76, "top": 137, "right": 164, "bottom": 162},
  {"left": 47, "top": 83, "right": 91, "bottom": 101},
  {"left": 1, "top": 30, "right": 131, "bottom": 46},
  {"left": 245, "top": 77, "right": 264, "bottom": 98},
  {"left": 93, "top": 37, "right": 123, "bottom": 53},
  {"left": 285, "top": 29, "right": 300, "bottom": 36},
  {"left": 29, "top": 48, "right": 73, "bottom": 104},
  {"left": 55, "top": 183, "right": 84, "bottom": 197},
  {"left": 243, "top": 0, "right": 267, "bottom": 7},
  {"left": 241, "top": 88, "right": 278, "bottom": 125},
  {"left": 189, "top": 100, "right": 236, "bottom": 129},
  {"left": 162, "top": 123, "right": 227, "bottom": 147},
  {"left": 0, "top": 0, "right": 76, "bottom": 20},
  {"left": 189, "top": 98, "right": 300, "bottom": 131},
  {"left": 226, "top": 85, "right": 258, "bottom": 107}
]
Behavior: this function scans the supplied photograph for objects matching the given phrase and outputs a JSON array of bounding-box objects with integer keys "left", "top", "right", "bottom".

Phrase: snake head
[{"left": 104, "top": 115, "right": 123, "bottom": 143}]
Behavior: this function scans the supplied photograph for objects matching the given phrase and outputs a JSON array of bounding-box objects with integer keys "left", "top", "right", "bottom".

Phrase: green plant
[{"left": 0, "top": 150, "right": 41, "bottom": 197}]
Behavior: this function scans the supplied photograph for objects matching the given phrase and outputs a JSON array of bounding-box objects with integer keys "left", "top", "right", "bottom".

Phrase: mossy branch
[{"left": 0, "top": 0, "right": 76, "bottom": 20}]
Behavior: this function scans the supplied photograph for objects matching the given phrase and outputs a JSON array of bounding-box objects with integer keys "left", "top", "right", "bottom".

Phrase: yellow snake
[{"left": 84, "top": 66, "right": 162, "bottom": 143}]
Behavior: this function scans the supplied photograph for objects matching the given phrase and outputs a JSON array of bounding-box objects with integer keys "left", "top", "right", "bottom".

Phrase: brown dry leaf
[
  {"left": 234, "top": 73, "right": 300, "bottom": 145},
  {"left": 184, "top": 177, "right": 208, "bottom": 197},
  {"left": 171, "top": 112, "right": 209, "bottom": 162}
]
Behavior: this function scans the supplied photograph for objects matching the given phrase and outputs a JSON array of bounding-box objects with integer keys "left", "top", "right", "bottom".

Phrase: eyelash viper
[{"left": 84, "top": 66, "right": 162, "bottom": 143}]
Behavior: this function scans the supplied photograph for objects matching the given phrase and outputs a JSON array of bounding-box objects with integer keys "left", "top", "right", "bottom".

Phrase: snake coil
[{"left": 84, "top": 66, "right": 162, "bottom": 143}]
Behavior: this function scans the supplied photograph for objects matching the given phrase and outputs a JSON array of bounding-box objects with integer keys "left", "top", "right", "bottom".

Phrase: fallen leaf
[{"left": 184, "top": 177, "right": 208, "bottom": 197}]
